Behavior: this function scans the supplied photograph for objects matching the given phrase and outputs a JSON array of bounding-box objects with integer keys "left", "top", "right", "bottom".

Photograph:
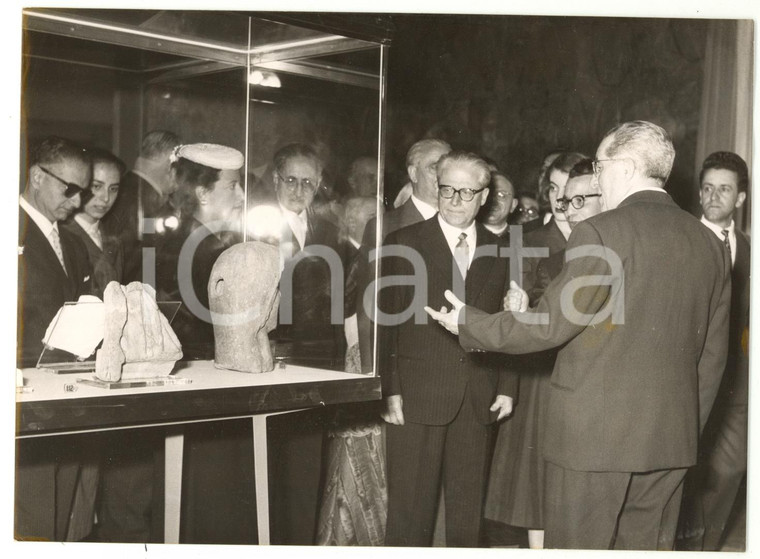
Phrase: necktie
[
  {"left": 49, "top": 228, "right": 67, "bottom": 275},
  {"left": 722, "top": 229, "right": 730, "bottom": 251},
  {"left": 455, "top": 232, "right": 469, "bottom": 279}
]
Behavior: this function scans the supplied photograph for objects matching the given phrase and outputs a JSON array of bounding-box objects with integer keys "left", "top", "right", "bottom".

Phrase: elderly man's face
[
  {"left": 412, "top": 145, "right": 451, "bottom": 203},
  {"left": 32, "top": 159, "right": 91, "bottom": 223},
  {"left": 348, "top": 157, "right": 378, "bottom": 197},
  {"left": 483, "top": 175, "right": 516, "bottom": 226},
  {"left": 564, "top": 174, "right": 603, "bottom": 229},
  {"left": 700, "top": 168, "right": 746, "bottom": 228},
  {"left": 593, "top": 136, "right": 630, "bottom": 211},
  {"left": 274, "top": 155, "right": 321, "bottom": 214},
  {"left": 437, "top": 163, "right": 489, "bottom": 229}
]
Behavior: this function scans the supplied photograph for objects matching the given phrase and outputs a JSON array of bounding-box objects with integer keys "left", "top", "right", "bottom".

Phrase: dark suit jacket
[
  {"left": 155, "top": 216, "right": 236, "bottom": 360},
  {"left": 362, "top": 197, "right": 425, "bottom": 249},
  {"left": 272, "top": 208, "right": 346, "bottom": 367},
  {"left": 17, "top": 208, "right": 92, "bottom": 367},
  {"left": 61, "top": 218, "right": 124, "bottom": 299},
  {"left": 460, "top": 191, "right": 731, "bottom": 472},
  {"left": 714, "top": 229, "right": 750, "bottom": 407},
  {"left": 102, "top": 171, "right": 176, "bottom": 283},
  {"left": 378, "top": 217, "right": 517, "bottom": 426}
]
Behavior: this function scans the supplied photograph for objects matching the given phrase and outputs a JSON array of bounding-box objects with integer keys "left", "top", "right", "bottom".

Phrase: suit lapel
[
  {"left": 465, "top": 224, "right": 498, "bottom": 305},
  {"left": 418, "top": 217, "right": 456, "bottom": 286},
  {"left": 19, "top": 211, "right": 70, "bottom": 294}
]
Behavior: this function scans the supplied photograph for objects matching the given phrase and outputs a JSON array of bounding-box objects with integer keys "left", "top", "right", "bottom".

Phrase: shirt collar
[
  {"left": 484, "top": 222, "right": 508, "bottom": 236},
  {"left": 700, "top": 215, "right": 735, "bottom": 238},
  {"left": 74, "top": 213, "right": 100, "bottom": 235},
  {"left": 410, "top": 194, "right": 438, "bottom": 220},
  {"left": 20, "top": 195, "right": 57, "bottom": 238},
  {"left": 279, "top": 203, "right": 307, "bottom": 222},
  {"left": 437, "top": 214, "right": 477, "bottom": 245}
]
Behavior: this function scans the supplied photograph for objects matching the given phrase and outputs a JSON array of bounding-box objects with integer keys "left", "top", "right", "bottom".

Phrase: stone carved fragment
[
  {"left": 95, "top": 281, "right": 183, "bottom": 381},
  {"left": 209, "top": 242, "right": 281, "bottom": 373}
]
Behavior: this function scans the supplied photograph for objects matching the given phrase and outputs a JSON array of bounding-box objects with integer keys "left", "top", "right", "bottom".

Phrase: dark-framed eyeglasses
[
  {"left": 39, "top": 165, "right": 89, "bottom": 199},
  {"left": 438, "top": 184, "right": 486, "bottom": 202},
  {"left": 555, "top": 193, "right": 602, "bottom": 211},
  {"left": 276, "top": 171, "right": 318, "bottom": 193}
]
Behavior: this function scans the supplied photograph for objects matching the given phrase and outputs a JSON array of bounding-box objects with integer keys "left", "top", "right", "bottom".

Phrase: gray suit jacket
[{"left": 460, "top": 190, "right": 731, "bottom": 472}]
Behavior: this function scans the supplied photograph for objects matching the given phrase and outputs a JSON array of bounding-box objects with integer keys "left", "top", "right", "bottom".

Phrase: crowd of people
[{"left": 15, "top": 119, "right": 749, "bottom": 550}]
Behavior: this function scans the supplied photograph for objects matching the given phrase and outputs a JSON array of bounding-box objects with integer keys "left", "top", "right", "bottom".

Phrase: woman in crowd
[
  {"left": 62, "top": 147, "right": 125, "bottom": 298},
  {"left": 155, "top": 143, "right": 258, "bottom": 543},
  {"left": 156, "top": 142, "right": 245, "bottom": 359},
  {"left": 484, "top": 151, "right": 586, "bottom": 549}
]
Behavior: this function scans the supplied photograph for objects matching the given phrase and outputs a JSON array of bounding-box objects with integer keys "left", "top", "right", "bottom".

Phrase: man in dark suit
[
  {"left": 678, "top": 151, "right": 750, "bottom": 551},
  {"left": 379, "top": 151, "right": 517, "bottom": 547},
  {"left": 16, "top": 135, "right": 93, "bottom": 540},
  {"left": 102, "top": 130, "right": 179, "bottom": 283},
  {"left": 427, "top": 121, "right": 730, "bottom": 550},
  {"left": 357, "top": 139, "right": 451, "bottom": 372}
]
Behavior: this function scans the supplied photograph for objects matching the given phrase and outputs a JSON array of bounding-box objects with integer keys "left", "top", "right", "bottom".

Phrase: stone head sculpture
[{"left": 209, "top": 241, "right": 281, "bottom": 373}]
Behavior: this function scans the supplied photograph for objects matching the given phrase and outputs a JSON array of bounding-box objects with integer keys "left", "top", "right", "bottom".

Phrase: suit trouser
[
  {"left": 679, "top": 403, "right": 747, "bottom": 550},
  {"left": 15, "top": 438, "right": 81, "bottom": 541},
  {"left": 544, "top": 461, "right": 687, "bottom": 550},
  {"left": 385, "top": 394, "right": 490, "bottom": 547}
]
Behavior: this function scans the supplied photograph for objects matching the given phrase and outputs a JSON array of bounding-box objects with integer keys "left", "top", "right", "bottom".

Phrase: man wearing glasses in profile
[
  {"left": 16, "top": 135, "right": 93, "bottom": 540},
  {"left": 379, "top": 151, "right": 516, "bottom": 547},
  {"left": 426, "top": 121, "right": 730, "bottom": 550}
]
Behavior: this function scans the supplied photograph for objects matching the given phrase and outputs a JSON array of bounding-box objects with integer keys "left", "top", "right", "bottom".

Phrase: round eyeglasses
[
  {"left": 555, "top": 193, "right": 602, "bottom": 211},
  {"left": 276, "top": 171, "right": 318, "bottom": 193},
  {"left": 438, "top": 184, "right": 486, "bottom": 202}
]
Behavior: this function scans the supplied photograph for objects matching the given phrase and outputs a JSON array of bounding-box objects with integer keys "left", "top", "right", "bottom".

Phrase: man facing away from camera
[{"left": 426, "top": 121, "right": 730, "bottom": 550}]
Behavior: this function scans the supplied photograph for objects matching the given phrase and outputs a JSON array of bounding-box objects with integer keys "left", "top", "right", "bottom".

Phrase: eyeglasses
[
  {"left": 39, "top": 166, "right": 89, "bottom": 200},
  {"left": 494, "top": 191, "right": 512, "bottom": 200},
  {"left": 438, "top": 184, "right": 487, "bottom": 202},
  {"left": 555, "top": 193, "right": 602, "bottom": 211},
  {"left": 592, "top": 159, "right": 625, "bottom": 176},
  {"left": 276, "top": 171, "right": 318, "bottom": 193}
]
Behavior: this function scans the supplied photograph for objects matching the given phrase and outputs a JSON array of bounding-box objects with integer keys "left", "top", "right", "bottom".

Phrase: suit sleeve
[
  {"left": 460, "top": 221, "right": 613, "bottom": 355},
  {"left": 696, "top": 248, "right": 732, "bottom": 432}
]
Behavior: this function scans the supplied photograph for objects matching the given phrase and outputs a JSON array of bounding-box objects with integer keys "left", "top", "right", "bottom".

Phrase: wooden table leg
[{"left": 164, "top": 428, "right": 184, "bottom": 543}]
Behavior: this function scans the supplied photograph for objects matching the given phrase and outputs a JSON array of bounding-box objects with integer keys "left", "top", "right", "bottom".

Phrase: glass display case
[{"left": 21, "top": 8, "right": 389, "bottom": 375}]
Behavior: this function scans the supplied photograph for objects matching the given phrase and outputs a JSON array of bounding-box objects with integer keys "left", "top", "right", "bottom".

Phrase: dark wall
[{"left": 383, "top": 15, "right": 708, "bottom": 213}]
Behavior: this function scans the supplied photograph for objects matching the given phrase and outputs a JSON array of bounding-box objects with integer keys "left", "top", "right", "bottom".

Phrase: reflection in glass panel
[
  {"left": 245, "top": 33, "right": 382, "bottom": 372},
  {"left": 21, "top": 10, "right": 385, "bottom": 372}
]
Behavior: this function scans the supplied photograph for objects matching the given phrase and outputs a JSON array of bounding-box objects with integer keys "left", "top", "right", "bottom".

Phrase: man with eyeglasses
[
  {"left": 678, "top": 151, "right": 750, "bottom": 551},
  {"left": 379, "top": 151, "right": 516, "bottom": 547},
  {"left": 558, "top": 158, "right": 603, "bottom": 231},
  {"left": 17, "top": 135, "right": 94, "bottom": 540},
  {"left": 426, "top": 121, "right": 730, "bottom": 550}
]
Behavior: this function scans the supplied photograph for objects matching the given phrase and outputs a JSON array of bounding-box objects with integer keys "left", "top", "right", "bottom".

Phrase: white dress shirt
[
  {"left": 74, "top": 213, "right": 103, "bottom": 249},
  {"left": 701, "top": 215, "right": 736, "bottom": 266},
  {"left": 437, "top": 214, "right": 477, "bottom": 268},
  {"left": 280, "top": 204, "right": 308, "bottom": 249},
  {"left": 20, "top": 195, "right": 61, "bottom": 251},
  {"left": 411, "top": 194, "right": 438, "bottom": 220}
]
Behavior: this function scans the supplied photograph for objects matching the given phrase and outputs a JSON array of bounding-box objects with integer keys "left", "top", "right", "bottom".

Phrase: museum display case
[{"left": 21, "top": 8, "right": 389, "bottom": 374}]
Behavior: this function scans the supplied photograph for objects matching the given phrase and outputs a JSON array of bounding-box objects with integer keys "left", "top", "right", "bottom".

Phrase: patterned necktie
[
  {"left": 455, "top": 232, "right": 469, "bottom": 279},
  {"left": 722, "top": 229, "right": 730, "bottom": 251},
  {"left": 49, "top": 228, "right": 67, "bottom": 275}
]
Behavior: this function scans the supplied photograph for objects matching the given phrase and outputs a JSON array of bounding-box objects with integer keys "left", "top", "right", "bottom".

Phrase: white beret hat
[{"left": 171, "top": 143, "right": 244, "bottom": 170}]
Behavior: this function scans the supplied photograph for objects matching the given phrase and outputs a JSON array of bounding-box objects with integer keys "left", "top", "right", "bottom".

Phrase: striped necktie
[{"left": 721, "top": 229, "right": 730, "bottom": 251}]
